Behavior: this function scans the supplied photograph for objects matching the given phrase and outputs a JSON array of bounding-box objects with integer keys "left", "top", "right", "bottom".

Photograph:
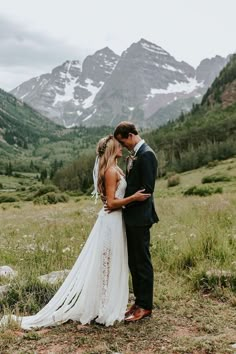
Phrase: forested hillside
[
  {"left": 0, "top": 88, "right": 112, "bottom": 173},
  {"left": 0, "top": 88, "right": 62, "bottom": 170},
  {"left": 0, "top": 88, "right": 62, "bottom": 145}
]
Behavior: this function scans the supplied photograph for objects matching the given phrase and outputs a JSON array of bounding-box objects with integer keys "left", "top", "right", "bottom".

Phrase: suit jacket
[{"left": 124, "top": 143, "right": 159, "bottom": 227}]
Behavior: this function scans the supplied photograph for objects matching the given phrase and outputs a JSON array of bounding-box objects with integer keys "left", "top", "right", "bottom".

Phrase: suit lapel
[
  {"left": 135, "top": 143, "right": 146, "bottom": 156},
  {"left": 126, "top": 143, "right": 147, "bottom": 178}
]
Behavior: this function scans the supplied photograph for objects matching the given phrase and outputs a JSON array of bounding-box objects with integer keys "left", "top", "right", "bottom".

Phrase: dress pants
[{"left": 126, "top": 224, "right": 153, "bottom": 310}]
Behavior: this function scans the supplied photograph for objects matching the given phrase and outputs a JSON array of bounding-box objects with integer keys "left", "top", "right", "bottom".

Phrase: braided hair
[{"left": 96, "top": 135, "right": 119, "bottom": 196}]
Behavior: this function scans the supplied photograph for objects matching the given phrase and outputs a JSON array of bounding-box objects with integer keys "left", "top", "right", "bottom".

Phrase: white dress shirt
[{"left": 133, "top": 139, "right": 145, "bottom": 155}]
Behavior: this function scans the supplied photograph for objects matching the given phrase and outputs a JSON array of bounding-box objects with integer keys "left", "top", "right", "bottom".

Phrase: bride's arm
[{"left": 105, "top": 168, "right": 150, "bottom": 210}]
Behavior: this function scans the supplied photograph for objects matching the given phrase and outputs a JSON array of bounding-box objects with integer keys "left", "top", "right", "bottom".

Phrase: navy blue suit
[{"left": 124, "top": 143, "right": 158, "bottom": 310}]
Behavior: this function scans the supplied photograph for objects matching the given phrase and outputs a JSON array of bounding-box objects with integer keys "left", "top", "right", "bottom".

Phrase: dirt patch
[
  {"left": 173, "top": 325, "right": 199, "bottom": 338},
  {"left": 1, "top": 297, "right": 236, "bottom": 353}
]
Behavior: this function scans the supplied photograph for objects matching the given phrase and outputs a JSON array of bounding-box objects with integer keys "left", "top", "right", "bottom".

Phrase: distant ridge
[{"left": 11, "top": 39, "right": 230, "bottom": 128}]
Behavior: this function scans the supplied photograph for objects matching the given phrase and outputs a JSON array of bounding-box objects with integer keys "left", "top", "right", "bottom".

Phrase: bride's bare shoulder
[
  {"left": 105, "top": 166, "right": 118, "bottom": 178},
  {"left": 105, "top": 166, "right": 123, "bottom": 183}
]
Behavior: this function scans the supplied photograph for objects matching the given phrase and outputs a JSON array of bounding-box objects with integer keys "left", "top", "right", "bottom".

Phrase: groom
[{"left": 114, "top": 121, "right": 159, "bottom": 322}]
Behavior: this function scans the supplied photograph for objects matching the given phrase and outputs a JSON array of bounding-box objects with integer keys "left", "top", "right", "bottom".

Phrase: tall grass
[
  {"left": 0, "top": 158, "right": 236, "bottom": 315},
  {"left": 153, "top": 192, "right": 236, "bottom": 302}
]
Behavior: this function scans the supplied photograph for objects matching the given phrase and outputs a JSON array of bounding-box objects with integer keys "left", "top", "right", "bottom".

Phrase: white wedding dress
[{"left": 1, "top": 176, "right": 129, "bottom": 329}]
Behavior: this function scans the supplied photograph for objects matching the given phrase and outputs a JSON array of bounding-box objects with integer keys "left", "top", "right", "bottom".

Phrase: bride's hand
[
  {"left": 133, "top": 189, "right": 151, "bottom": 201},
  {"left": 100, "top": 194, "right": 106, "bottom": 204},
  {"left": 104, "top": 201, "right": 121, "bottom": 213}
]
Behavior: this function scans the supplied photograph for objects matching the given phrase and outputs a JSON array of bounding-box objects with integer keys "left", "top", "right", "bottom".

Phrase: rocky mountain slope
[
  {"left": 201, "top": 53, "right": 236, "bottom": 108},
  {"left": 11, "top": 39, "right": 230, "bottom": 128},
  {"left": 143, "top": 53, "right": 236, "bottom": 173}
]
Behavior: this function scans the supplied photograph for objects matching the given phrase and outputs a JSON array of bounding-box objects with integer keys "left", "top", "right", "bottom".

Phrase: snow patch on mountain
[
  {"left": 81, "top": 80, "right": 104, "bottom": 109},
  {"left": 54, "top": 76, "right": 77, "bottom": 105},
  {"left": 162, "top": 64, "right": 183, "bottom": 73},
  {"left": 83, "top": 109, "right": 97, "bottom": 122},
  {"left": 141, "top": 41, "right": 169, "bottom": 56},
  {"left": 147, "top": 77, "right": 204, "bottom": 99}
]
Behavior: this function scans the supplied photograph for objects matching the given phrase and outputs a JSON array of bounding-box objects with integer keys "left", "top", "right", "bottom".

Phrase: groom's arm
[{"left": 139, "top": 151, "right": 157, "bottom": 194}]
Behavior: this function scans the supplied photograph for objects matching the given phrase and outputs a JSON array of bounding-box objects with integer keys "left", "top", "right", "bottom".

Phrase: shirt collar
[{"left": 133, "top": 139, "right": 145, "bottom": 155}]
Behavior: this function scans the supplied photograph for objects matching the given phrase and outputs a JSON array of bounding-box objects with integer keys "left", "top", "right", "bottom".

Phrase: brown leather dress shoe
[
  {"left": 125, "top": 304, "right": 138, "bottom": 318},
  {"left": 125, "top": 307, "right": 152, "bottom": 322}
]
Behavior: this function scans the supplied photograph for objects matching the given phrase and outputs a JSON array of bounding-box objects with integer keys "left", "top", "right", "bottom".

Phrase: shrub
[
  {"left": 33, "top": 192, "right": 69, "bottom": 205},
  {"left": 0, "top": 194, "right": 19, "bottom": 203},
  {"left": 164, "top": 171, "right": 176, "bottom": 180},
  {"left": 183, "top": 185, "right": 223, "bottom": 197},
  {"left": 0, "top": 182, "right": 3, "bottom": 189},
  {"left": 33, "top": 184, "right": 59, "bottom": 197},
  {"left": 202, "top": 174, "right": 231, "bottom": 184},
  {"left": 16, "top": 187, "right": 26, "bottom": 191},
  {"left": 207, "top": 160, "right": 219, "bottom": 168},
  {"left": 192, "top": 269, "right": 236, "bottom": 294},
  {"left": 0, "top": 278, "right": 58, "bottom": 313},
  {"left": 167, "top": 174, "right": 180, "bottom": 187},
  {"left": 29, "top": 185, "right": 39, "bottom": 192},
  {"left": 56, "top": 194, "right": 69, "bottom": 203},
  {"left": 23, "top": 194, "right": 34, "bottom": 202}
]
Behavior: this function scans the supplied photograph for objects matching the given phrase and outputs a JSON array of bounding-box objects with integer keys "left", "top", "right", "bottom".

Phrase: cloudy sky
[{"left": 1, "top": 0, "right": 236, "bottom": 91}]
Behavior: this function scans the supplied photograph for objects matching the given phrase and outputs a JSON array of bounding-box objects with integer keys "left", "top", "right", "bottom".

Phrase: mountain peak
[
  {"left": 134, "top": 38, "right": 170, "bottom": 56},
  {"left": 196, "top": 55, "right": 230, "bottom": 86},
  {"left": 93, "top": 47, "right": 119, "bottom": 58},
  {"left": 10, "top": 40, "right": 230, "bottom": 129},
  {"left": 98, "top": 46, "right": 114, "bottom": 52},
  {"left": 61, "top": 60, "right": 81, "bottom": 68},
  {"left": 139, "top": 38, "right": 161, "bottom": 47}
]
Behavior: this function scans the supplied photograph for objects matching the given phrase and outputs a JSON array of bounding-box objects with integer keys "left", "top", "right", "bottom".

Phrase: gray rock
[
  {"left": 0, "top": 284, "right": 10, "bottom": 296},
  {"left": 196, "top": 55, "right": 230, "bottom": 87},
  {"left": 0, "top": 266, "right": 17, "bottom": 278},
  {"left": 206, "top": 269, "right": 232, "bottom": 278},
  {"left": 38, "top": 270, "right": 70, "bottom": 285}
]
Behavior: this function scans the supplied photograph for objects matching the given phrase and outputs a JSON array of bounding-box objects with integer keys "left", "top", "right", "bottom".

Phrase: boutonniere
[{"left": 126, "top": 153, "right": 138, "bottom": 172}]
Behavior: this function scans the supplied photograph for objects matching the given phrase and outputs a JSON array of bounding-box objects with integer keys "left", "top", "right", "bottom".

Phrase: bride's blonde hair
[{"left": 96, "top": 135, "right": 120, "bottom": 196}]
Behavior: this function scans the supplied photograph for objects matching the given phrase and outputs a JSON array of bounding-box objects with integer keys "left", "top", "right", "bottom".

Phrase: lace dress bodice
[{"left": 115, "top": 175, "right": 127, "bottom": 199}]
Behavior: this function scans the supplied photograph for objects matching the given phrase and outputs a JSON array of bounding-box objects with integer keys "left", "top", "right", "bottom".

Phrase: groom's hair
[{"left": 114, "top": 121, "right": 138, "bottom": 139}]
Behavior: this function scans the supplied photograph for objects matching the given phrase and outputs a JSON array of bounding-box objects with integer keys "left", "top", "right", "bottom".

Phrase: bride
[{"left": 1, "top": 135, "right": 150, "bottom": 329}]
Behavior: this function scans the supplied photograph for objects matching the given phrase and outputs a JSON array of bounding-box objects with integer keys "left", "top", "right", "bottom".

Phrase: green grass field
[{"left": 0, "top": 158, "right": 236, "bottom": 353}]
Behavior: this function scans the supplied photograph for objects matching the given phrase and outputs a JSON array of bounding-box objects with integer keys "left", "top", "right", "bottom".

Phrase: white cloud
[
  {"left": 0, "top": 0, "right": 236, "bottom": 90},
  {"left": 0, "top": 16, "right": 87, "bottom": 67}
]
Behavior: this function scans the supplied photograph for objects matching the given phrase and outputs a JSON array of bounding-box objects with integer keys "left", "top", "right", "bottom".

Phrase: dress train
[{"left": 1, "top": 177, "right": 129, "bottom": 329}]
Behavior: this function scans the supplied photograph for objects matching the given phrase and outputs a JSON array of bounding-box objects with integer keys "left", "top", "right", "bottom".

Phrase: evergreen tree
[
  {"left": 40, "top": 169, "right": 48, "bottom": 183},
  {"left": 5, "top": 162, "right": 13, "bottom": 176}
]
